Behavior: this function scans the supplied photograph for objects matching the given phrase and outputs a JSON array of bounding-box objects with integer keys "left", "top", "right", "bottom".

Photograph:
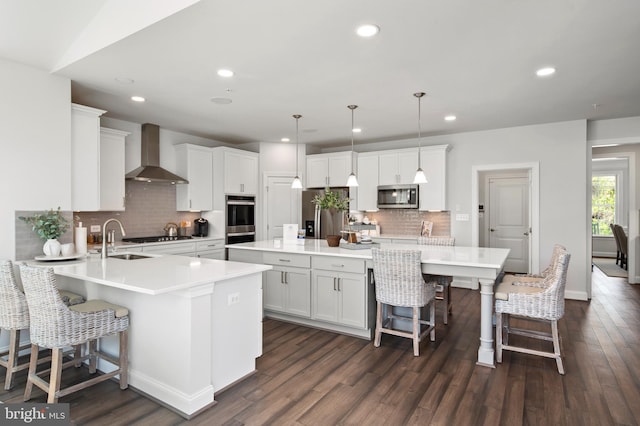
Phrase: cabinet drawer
[
  {"left": 142, "top": 242, "right": 197, "bottom": 255},
  {"left": 263, "top": 252, "right": 311, "bottom": 268},
  {"left": 196, "top": 239, "right": 225, "bottom": 251},
  {"left": 313, "top": 256, "right": 365, "bottom": 274},
  {"left": 228, "top": 249, "right": 262, "bottom": 264}
]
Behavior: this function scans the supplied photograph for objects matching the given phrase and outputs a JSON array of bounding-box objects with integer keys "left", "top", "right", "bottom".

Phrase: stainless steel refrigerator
[{"left": 301, "top": 188, "right": 349, "bottom": 239}]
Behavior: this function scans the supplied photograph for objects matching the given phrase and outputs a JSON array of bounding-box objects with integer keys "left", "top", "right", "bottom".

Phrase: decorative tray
[
  {"left": 339, "top": 242, "right": 379, "bottom": 250},
  {"left": 34, "top": 254, "right": 87, "bottom": 262}
]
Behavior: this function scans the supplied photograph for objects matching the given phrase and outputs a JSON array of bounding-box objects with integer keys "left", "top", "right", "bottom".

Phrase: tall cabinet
[
  {"left": 175, "top": 144, "right": 213, "bottom": 211},
  {"left": 71, "top": 104, "right": 128, "bottom": 211},
  {"left": 212, "top": 147, "right": 259, "bottom": 209}
]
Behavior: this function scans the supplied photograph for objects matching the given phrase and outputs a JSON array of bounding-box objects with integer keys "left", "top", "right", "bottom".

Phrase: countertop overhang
[{"left": 40, "top": 253, "right": 271, "bottom": 295}]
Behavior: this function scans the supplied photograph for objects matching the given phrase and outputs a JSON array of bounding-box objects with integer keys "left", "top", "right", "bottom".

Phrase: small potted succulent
[
  {"left": 19, "top": 207, "right": 69, "bottom": 256},
  {"left": 311, "top": 188, "right": 350, "bottom": 247}
]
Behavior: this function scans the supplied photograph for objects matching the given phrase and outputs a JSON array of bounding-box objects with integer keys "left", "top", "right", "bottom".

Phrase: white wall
[{"left": 0, "top": 58, "right": 71, "bottom": 260}]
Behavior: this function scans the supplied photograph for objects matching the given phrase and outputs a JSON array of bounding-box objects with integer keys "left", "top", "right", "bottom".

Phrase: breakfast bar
[
  {"left": 38, "top": 253, "right": 271, "bottom": 418},
  {"left": 228, "top": 240, "right": 509, "bottom": 367}
]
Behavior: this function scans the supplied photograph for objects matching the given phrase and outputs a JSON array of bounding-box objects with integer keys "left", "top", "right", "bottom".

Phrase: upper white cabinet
[
  {"left": 175, "top": 144, "right": 213, "bottom": 211},
  {"left": 306, "top": 152, "right": 353, "bottom": 188},
  {"left": 355, "top": 152, "right": 379, "bottom": 211},
  {"left": 212, "top": 147, "right": 259, "bottom": 209},
  {"left": 71, "top": 104, "right": 128, "bottom": 211},
  {"left": 418, "top": 145, "right": 449, "bottom": 211},
  {"left": 378, "top": 149, "right": 419, "bottom": 185}
]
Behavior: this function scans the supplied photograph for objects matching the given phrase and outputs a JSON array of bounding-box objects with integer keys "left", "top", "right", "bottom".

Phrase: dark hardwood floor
[{"left": 2, "top": 266, "right": 640, "bottom": 425}]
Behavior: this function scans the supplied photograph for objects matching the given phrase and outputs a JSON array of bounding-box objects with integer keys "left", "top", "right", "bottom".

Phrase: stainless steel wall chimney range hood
[{"left": 125, "top": 123, "right": 188, "bottom": 184}]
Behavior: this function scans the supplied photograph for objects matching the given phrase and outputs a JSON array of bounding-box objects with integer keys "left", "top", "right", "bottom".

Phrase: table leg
[{"left": 477, "top": 278, "right": 496, "bottom": 367}]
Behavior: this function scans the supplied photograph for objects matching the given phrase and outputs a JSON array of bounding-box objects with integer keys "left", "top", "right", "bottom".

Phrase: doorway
[
  {"left": 263, "top": 174, "right": 300, "bottom": 240},
  {"left": 472, "top": 162, "right": 540, "bottom": 274}
]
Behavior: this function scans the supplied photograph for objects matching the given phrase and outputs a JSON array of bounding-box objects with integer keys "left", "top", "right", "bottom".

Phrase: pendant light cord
[{"left": 348, "top": 105, "right": 358, "bottom": 173}]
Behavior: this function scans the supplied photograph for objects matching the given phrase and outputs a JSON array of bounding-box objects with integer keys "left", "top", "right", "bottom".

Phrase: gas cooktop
[{"left": 122, "top": 236, "right": 193, "bottom": 243}]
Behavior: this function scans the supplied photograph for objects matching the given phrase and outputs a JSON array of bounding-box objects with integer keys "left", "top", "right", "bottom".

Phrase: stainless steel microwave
[{"left": 377, "top": 184, "right": 419, "bottom": 209}]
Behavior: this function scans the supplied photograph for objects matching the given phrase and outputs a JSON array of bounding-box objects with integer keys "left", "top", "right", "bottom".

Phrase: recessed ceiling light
[
  {"left": 281, "top": 137, "right": 290, "bottom": 142},
  {"left": 131, "top": 96, "right": 145, "bottom": 102},
  {"left": 536, "top": 67, "right": 556, "bottom": 77},
  {"left": 217, "top": 69, "right": 234, "bottom": 77},
  {"left": 356, "top": 24, "right": 380, "bottom": 37},
  {"left": 352, "top": 128, "right": 362, "bottom": 133},
  {"left": 210, "top": 97, "right": 232, "bottom": 104},
  {"left": 444, "top": 115, "right": 456, "bottom": 122},
  {"left": 115, "top": 77, "right": 134, "bottom": 84}
]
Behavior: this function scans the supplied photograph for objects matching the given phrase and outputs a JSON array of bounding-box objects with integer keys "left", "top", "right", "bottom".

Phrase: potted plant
[
  {"left": 311, "top": 188, "right": 350, "bottom": 247},
  {"left": 19, "top": 207, "right": 69, "bottom": 256}
]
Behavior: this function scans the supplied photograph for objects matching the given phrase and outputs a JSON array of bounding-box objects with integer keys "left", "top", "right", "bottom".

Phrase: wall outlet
[
  {"left": 228, "top": 293, "right": 240, "bottom": 305},
  {"left": 90, "top": 225, "right": 101, "bottom": 232}
]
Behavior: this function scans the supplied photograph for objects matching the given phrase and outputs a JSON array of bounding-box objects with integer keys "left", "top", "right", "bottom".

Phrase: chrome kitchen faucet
[{"left": 102, "top": 218, "right": 126, "bottom": 259}]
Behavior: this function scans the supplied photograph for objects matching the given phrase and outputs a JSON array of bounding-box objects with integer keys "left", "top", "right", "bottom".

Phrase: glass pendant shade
[
  {"left": 413, "top": 92, "right": 428, "bottom": 184},
  {"left": 346, "top": 105, "right": 359, "bottom": 187},
  {"left": 291, "top": 114, "right": 303, "bottom": 189}
]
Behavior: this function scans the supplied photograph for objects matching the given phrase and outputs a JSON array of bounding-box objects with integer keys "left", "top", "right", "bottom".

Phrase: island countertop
[
  {"left": 227, "top": 239, "right": 510, "bottom": 270},
  {"left": 36, "top": 253, "right": 271, "bottom": 295}
]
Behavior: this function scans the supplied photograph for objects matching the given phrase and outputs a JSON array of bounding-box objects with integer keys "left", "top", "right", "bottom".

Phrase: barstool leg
[
  {"left": 89, "top": 340, "right": 97, "bottom": 374},
  {"left": 119, "top": 330, "right": 129, "bottom": 389},
  {"left": 374, "top": 302, "right": 383, "bottom": 348},
  {"left": 412, "top": 307, "right": 420, "bottom": 356},
  {"left": 4, "top": 329, "right": 20, "bottom": 390},
  {"left": 23, "top": 344, "right": 39, "bottom": 401},
  {"left": 48, "top": 348, "right": 63, "bottom": 403}
]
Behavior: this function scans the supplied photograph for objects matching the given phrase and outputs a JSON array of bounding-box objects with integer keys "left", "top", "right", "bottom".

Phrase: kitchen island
[
  {"left": 36, "top": 253, "right": 271, "bottom": 418},
  {"left": 228, "top": 239, "right": 509, "bottom": 367}
]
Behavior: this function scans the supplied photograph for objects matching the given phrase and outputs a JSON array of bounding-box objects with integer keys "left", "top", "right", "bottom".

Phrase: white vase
[{"left": 43, "top": 239, "right": 61, "bottom": 257}]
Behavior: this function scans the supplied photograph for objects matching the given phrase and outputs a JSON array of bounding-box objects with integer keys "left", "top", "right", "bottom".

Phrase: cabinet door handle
[
  {"left": 189, "top": 199, "right": 192, "bottom": 209},
  {"left": 333, "top": 277, "right": 337, "bottom": 291},
  {"left": 281, "top": 271, "right": 285, "bottom": 283},
  {"left": 331, "top": 264, "right": 344, "bottom": 268},
  {"left": 278, "top": 259, "right": 291, "bottom": 263},
  {"left": 284, "top": 272, "right": 288, "bottom": 284}
]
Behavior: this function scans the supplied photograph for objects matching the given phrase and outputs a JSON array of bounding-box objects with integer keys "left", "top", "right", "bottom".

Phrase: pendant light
[
  {"left": 413, "top": 92, "right": 428, "bottom": 184},
  {"left": 346, "top": 105, "right": 359, "bottom": 187},
  {"left": 291, "top": 114, "right": 303, "bottom": 189}
]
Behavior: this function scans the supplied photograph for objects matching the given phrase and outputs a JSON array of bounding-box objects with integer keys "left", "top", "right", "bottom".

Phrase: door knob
[{"left": 490, "top": 228, "right": 495, "bottom": 232}]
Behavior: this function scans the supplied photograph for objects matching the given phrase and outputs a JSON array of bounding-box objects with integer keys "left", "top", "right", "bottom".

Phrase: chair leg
[
  {"left": 374, "top": 301, "right": 383, "bottom": 348},
  {"left": 74, "top": 344, "right": 83, "bottom": 368},
  {"left": 429, "top": 300, "right": 436, "bottom": 342},
  {"left": 23, "top": 344, "right": 39, "bottom": 401},
  {"left": 47, "top": 348, "right": 63, "bottom": 404},
  {"left": 496, "top": 312, "right": 503, "bottom": 363},
  {"left": 443, "top": 284, "right": 452, "bottom": 325},
  {"left": 4, "top": 329, "right": 20, "bottom": 390},
  {"left": 551, "top": 320, "right": 564, "bottom": 375},
  {"left": 412, "top": 307, "right": 420, "bottom": 356},
  {"left": 89, "top": 340, "right": 97, "bottom": 374},
  {"left": 119, "top": 330, "right": 129, "bottom": 389}
]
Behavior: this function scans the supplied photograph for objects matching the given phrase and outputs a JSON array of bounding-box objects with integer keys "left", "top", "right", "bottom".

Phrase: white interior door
[
  {"left": 265, "top": 175, "right": 300, "bottom": 240},
  {"left": 489, "top": 176, "right": 530, "bottom": 273}
]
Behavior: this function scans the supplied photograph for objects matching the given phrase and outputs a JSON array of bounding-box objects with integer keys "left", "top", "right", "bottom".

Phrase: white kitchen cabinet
[
  {"left": 378, "top": 149, "right": 419, "bottom": 185},
  {"left": 355, "top": 152, "right": 379, "bottom": 211},
  {"left": 71, "top": 104, "right": 128, "bottom": 211},
  {"left": 306, "top": 152, "right": 353, "bottom": 188},
  {"left": 418, "top": 145, "right": 450, "bottom": 211},
  {"left": 196, "top": 239, "right": 225, "bottom": 260},
  {"left": 141, "top": 241, "right": 197, "bottom": 256},
  {"left": 175, "top": 144, "right": 213, "bottom": 211},
  {"left": 212, "top": 147, "right": 259, "bottom": 209},
  {"left": 262, "top": 252, "right": 311, "bottom": 318},
  {"left": 311, "top": 256, "right": 367, "bottom": 329}
]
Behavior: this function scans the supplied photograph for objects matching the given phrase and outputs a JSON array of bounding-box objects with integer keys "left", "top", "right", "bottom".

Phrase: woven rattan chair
[
  {"left": 372, "top": 248, "right": 436, "bottom": 356},
  {"left": 19, "top": 264, "right": 129, "bottom": 403},
  {"left": 500, "top": 243, "right": 566, "bottom": 289},
  {"left": 494, "top": 248, "right": 571, "bottom": 374},
  {"left": 0, "top": 260, "right": 84, "bottom": 390},
  {"left": 417, "top": 236, "right": 455, "bottom": 324}
]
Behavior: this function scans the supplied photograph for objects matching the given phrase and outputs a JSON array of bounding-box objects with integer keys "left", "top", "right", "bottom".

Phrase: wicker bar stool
[
  {"left": 494, "top": 248, "right": 571, "bottom": 374},
  {"left": 19, "top": 264, "right": 129, "bottom": 403},
  {"left": 372, "top": 248, "right": 436, "bottom": 356},
  {"left": 499, "top": 244, "right": 566, "bottom": 288},
  {"left": 417, "top": 236, "right": 455, "bottom": 324},
  {"left": 0, "top": 260, "right": 85, "bottom": 390}
]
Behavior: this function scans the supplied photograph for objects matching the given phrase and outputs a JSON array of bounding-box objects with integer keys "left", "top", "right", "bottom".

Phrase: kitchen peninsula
[
  {"left": 228, "top": 239, "right": 509, "bottom": 367},
  {"left": 37, "top": 253, "right": 271, "bottom": 418}
]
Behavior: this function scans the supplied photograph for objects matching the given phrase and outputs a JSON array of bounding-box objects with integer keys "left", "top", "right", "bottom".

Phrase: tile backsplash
[
  {"left": 75, "top": 181, "right": 202, "bottom": 240},
  {"left": 366, "top": 210, "right": 451, "bottom": 237}
]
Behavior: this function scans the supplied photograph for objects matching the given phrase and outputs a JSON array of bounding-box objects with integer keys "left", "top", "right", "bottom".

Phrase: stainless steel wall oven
[{"left": 226, "top": 195, "right": 256, "bottom": 244}]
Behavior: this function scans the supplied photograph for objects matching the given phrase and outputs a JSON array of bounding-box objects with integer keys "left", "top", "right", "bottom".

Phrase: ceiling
[{"left": 2, "top": 0, "right": 640, "bottom": 148}]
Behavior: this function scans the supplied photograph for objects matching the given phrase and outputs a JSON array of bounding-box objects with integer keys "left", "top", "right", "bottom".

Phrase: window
[{"left": 592, "top": 174, "right": 617, "bottom": 236}]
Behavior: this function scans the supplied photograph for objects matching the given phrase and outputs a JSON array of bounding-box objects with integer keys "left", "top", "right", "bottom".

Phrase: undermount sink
[{"left": 109, "top": 253, "right": 153, "bottom": 260}]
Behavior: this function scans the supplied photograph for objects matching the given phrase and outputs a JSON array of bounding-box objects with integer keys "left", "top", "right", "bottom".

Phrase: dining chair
[
  {"left": 494, "top": 247, "right": 571, "bottom": 374},
  {"left": 610, "top": 223, "right": 622, "bottom": 266},
  {"left": 417, "top": 236, "right": 455, "bottom": 324},
  {"left": 613, "top": 224, "right": 628, "bottom": 270},
  {"left": 19, "top": 264, "right": 129, "bottom": 403},
  {"left": 372, "top": 248, "right": 436, "bottom": 356},
  {"left": 499, "top": 243, "right": 566, "bottom": 288}
]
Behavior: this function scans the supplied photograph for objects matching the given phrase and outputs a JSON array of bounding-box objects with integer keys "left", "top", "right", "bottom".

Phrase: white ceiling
[{"left": 2, "top": 0, "right": 640, "bottom": 148}]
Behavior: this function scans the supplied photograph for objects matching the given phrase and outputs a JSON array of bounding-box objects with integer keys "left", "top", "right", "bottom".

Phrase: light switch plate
[
  {"left": 456, "top": 213, "right": 470, "bottom": 221},
  {"left": 90, "top": 225, "right": 101, "bottom": 232}
]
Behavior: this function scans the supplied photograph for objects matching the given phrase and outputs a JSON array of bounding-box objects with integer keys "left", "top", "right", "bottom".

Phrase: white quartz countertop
[
  {"left": 33, "top": 253, "right": 271, "bottom": 295},
  {"left": 227, "top": 240, "right": 510, "bottom": 269}
]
